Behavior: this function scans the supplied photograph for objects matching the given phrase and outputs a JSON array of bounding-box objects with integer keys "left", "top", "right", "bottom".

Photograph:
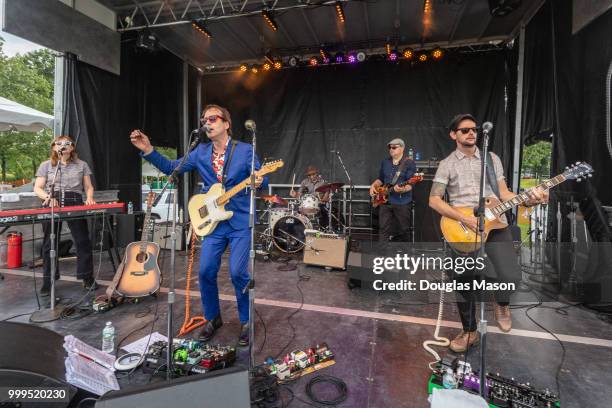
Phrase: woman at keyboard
[{"left": 33, "top": 135, "right": 97, "bottom": 296}]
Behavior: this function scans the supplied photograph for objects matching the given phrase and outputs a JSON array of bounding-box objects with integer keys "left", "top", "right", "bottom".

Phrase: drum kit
[{"left": 258, "top": 182, "right": 345, "bottom": 253}]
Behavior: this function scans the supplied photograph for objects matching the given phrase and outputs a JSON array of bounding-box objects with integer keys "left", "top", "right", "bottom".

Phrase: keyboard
[{"left": 0, "top": 203, "right": 125, "bottom": 224}]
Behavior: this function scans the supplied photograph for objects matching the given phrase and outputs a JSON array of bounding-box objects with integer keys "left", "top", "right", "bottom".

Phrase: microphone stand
[
  {"left": 334, "top": 151, "right": 353, "bottom": 240},
  {"left": 159, "top": 129, "right": 202, "bottom": 380},
  {"left": 246, "top": 125, "right": 257, "bottom": 372},
  {"left": 31, "top": 151, "right": 65, "bottom": 323},
  {"left": 475, "top": 126, "right": 491, "bottom": 398}
]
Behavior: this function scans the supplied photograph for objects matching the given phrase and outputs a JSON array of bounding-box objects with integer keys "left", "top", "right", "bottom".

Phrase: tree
[
  {"left": 0, "top": 36, "right": 55, "bottom": 182},
  {"left": 522, "top": 141, "right": 552, "bottom": 179}
]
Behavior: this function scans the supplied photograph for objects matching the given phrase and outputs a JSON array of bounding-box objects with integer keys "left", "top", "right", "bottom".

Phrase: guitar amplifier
[
  {"left": 303, "top": 230, "right": 348, "bottom": 270},
  {"left": 153, "top": 222, "right": 183, "bottom": 250}
]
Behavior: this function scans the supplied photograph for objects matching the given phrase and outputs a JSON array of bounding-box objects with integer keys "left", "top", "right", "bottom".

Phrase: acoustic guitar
[
  {"left": 440, "top": 162, "right": 593, "bottom": 253},
  {"left": 188, "top": 160, "right": 284, "bottom": 238},
  {"left": 112, "top": 192, "right": 161, "bottom": 297},
  {"left": 371, "top": 173, "right": 424, "bottom": 208}
]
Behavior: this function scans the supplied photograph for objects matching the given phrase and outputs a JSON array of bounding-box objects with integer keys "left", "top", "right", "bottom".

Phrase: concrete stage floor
[{"left": 1, "top": 244, "right": 611, "bottom": 408}]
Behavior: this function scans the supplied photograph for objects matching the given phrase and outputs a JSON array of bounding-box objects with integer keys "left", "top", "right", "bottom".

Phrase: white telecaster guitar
[{"left": 188, "top": 160, "right": 284, "bottom": 238}]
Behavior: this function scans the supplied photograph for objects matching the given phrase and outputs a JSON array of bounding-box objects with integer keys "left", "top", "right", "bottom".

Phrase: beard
[{"left": 459, "top": 138, "right": 476, "bottom": 147}]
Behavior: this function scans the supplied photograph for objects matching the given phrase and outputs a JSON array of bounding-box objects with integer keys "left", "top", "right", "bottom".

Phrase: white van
[{"left": 141, "top": 187, "right": 180, "bottom": 223}]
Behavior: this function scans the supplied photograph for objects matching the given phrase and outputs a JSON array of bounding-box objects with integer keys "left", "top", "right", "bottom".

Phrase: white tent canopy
[{"left": 0, "top": 96, "right": 54, "bottom": 132}]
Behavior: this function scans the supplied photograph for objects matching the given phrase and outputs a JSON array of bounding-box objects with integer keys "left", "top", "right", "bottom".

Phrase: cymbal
[
  {"left": 260, "top": 194, "right": 287, "bottom": 206},
  {"left": 315, "top": 182, "right": 345, "bottom": 193}
]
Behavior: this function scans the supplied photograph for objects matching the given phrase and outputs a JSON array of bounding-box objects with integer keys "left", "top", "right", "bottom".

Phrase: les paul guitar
[
  {"left": 440, "top": 162, "right": 593, "bottom": 253},
  {"left": 188, "top": 160, "right": 284, "bottom": 237},
  {"left": 371, "top": 173, "right": 424, "bottom": 208},
  {"left": 107, "top": 192, "right": 161, "bottom": 298}
]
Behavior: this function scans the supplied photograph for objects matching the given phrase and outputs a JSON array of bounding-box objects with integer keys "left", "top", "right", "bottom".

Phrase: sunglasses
[
  {"left": 388, "top": 145, "right": 401, "bottom": 150},
  {"left": 456, "top": 127, "right": 478, "bottom": 135},
  {"left": 55, "top": 141, "right": 73, "bottom": 146},
  {"left": 200, "top": 114, "right": 226, "bottom": 124}
]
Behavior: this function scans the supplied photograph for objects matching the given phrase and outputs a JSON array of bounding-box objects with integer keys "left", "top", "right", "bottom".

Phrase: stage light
[
  {"left": 388, "top": 50, "right": 399, "bottom": 62},
  {"left": 263, "top": 63, "right": 271, "bottom": 71},
  {"left": 251, "top": 66, "right": 259, "bottom": 74},
  {"left": 309, "top": 57, "right": 319, "bottom": 66},
  {"left": 403, "top": 48, "right": 414, "bottom": 60},
  {"left": 262, "top": 10, "right": 278, "bottom": 31},
  {"left": 334, "top": 52, "right": 344, "bottom": 63},
  {"left": 431, "top": 48, "right": 444, "bottom": 60},
  {"left": 288, "top": 56, "right": 299, "bottom": 67},
  {"left": 239, "top": 64, "right": 248, "bottom": 72},
  {"left": 335, "top": 2, "right": 345, "bottom": 23},
  {"left": 347, "top": 53, "right": 357, "bottom": 64},
  {"left": 424, "top": 0, "right": 432, "bottom": 14},
  {"left": 356, "top": 51, "right": 366, "bottom": 62},
  {"left": 418, "top": 53, "right": 428, "bottom": 62},
  {"left": 273, "top": 61, "right": 282, "bottom": 70},
  {"left": 192, "top": 20, "right": 212, "bottom": 39},
  {"left": 386, "top": 43, "right": 392, "bottom": 55}
]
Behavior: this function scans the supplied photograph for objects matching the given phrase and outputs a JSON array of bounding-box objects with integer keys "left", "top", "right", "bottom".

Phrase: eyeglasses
[
  {"left": 456, "top": 127, "right": 478, "bottom": 135},
  {"left": 55, "top": 141, "right": 73, "bottom": 146},
  {"left": 388, "top": 145, "right": 401, "bottom": 150},
  {"left": 200, "top": 114, "right": 226, "bottom": 124}
]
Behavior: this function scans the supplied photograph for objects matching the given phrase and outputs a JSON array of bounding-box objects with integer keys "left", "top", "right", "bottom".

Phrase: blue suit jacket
[{"left": 142, "top": 140, "right": 269, "bottom": 231}]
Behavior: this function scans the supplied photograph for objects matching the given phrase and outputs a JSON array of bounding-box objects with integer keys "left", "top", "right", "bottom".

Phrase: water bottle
[
  {"left": 442, "top": 368, "right": 457, "bottom": 389},
  {"left": 408, "top": 148, "right": 414, "bottom": 160},
  {"left": 127, "top": 201, "right": 133, "bottom": 214},
  {"left": 102, "top": 321, "right": 115, "bottom": 353}
]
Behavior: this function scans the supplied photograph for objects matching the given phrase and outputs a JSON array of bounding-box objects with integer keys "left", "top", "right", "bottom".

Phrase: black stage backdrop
[
  {"left": 201, "top": 51, "right": 516, "bottom": 187},
  {"left": 61, "top": 44, "right": 186, "bottom": 207}
]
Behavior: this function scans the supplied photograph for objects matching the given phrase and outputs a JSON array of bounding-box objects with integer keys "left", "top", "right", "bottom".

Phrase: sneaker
[
  {"left": 238, "top": 323, "right": 249, "bottom": 347},
  {"left": 495, "top": 304, "right": 512, "bottom": 332},
  {"left": 197, "top": 315, "right": 223, "bottom": 342},
  {"left": 449, "top": 330, "right": 480, "bottom": 353}
]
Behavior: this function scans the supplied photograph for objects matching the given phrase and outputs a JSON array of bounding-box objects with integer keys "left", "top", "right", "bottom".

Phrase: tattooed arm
[{"left": 429, "top": 182, "right": 478, "bottom": 230}]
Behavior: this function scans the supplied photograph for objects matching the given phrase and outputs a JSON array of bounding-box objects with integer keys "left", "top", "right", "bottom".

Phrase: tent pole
[
  {"left": 53, "top": 54, "right": 66, "bottom": 137},
  {"left": 512, "top": 26, "right": 526, "bottom": 198}
]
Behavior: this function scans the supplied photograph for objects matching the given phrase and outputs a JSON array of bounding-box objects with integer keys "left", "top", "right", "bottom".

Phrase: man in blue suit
[{"left": 130, "top": 104, "right": 267, "bottom": 346}]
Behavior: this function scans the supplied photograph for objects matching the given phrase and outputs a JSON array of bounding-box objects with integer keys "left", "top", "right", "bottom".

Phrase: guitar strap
[
  {"left": 485, "top": 152, "right": 500, "bottom": 198},
  {"left": 221, "top": 139, "right": 238, "bottom": 187},
  {"left": 390, "top": 157, "right": 408, "bottom": 186}
]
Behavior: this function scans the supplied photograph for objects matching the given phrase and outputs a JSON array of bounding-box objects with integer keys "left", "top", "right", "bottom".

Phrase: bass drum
[{"left": 272, "top": 214, "right": 312, "bottom": 253}]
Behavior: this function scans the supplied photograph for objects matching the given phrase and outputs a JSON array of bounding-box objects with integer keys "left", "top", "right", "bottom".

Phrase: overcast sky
[{"left": 1, "top": 30, "right": 44, "bottom": 56}]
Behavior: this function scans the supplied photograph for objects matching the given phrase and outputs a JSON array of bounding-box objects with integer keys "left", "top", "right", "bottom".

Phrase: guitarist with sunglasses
[
  {"left": 429, "top": 113, "right": 548, "bottom": 353},
  {"left": 369, "top": 138, "right": 417, "bottom": 242},
  {"left": 130, "top": 104, "right": 268, "bottom": 347}
]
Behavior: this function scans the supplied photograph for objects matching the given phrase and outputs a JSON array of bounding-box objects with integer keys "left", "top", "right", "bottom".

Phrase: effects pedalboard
[
  {"left": 263, "top": 343, "right": 335, "bottom": 382},
  {"left": 428, "top": 358, "right": 560, "bottom": 408},
  {"left": 143, "top": 339, "right": 236, "bottom": 376}
]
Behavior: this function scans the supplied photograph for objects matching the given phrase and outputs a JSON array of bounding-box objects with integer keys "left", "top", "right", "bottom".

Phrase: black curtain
[
  {"left": 61, "top": 44, "right": 184, "bottom": 207},
  {"left": 201, "top": 50, "right": 516, "bottom": 186}
]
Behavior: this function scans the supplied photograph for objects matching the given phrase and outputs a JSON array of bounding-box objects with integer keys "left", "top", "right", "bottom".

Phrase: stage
[{"left": 2, "top": 244, "right": 611, "bottom": 408}]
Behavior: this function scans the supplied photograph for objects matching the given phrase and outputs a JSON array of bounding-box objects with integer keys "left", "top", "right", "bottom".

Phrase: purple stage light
[{"left": 347, "top": 54, "right": 357, "bottom": 63}]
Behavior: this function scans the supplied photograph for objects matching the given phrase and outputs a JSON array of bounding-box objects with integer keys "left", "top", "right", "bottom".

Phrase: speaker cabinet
[
  {"left": 115, "top": 213, "right": 145, "bottom": 247},
  {"left": 95, "top": 366, "right": 250, "bottom": 408},
  {"left": 0, "top": 322, "right": 77, "bottom": 407},
  {"left": 303, "top": 230, "right": 348, "bottom": 269}
]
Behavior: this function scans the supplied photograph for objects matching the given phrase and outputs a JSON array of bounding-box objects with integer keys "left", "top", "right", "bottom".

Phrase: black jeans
[
  {"left": 378, "top": 203, "right": 412, "bottom": 241},
  {"left": 454, "top": 227, "right": 520, "bottom": 331},
  {"left": 41, "top": 193, "right": 93, "bottom": 285}
]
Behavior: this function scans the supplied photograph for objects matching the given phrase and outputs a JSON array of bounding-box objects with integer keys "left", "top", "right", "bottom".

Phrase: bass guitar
[
  {"left": 371, "top": 173, "right": 424, "bottom": 208},
  {"left": 188, "top": 160, "right": 284, "bottom": 237},
  {"left": 440, "top": 162, "right": 593, "bottom": 253},
  {"left": 111, "top": 191, "right": 161, "bottom": 297}
]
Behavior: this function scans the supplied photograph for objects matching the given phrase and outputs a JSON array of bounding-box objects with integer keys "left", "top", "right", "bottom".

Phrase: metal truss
[{"left": 117, "top": 0, "right": 348, "bottom": 31}]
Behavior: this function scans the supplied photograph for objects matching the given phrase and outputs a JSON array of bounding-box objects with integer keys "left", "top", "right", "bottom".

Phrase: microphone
[
  {"left": 482, "top": 122, "right": 493, "bottom": 134},
  {"left": 245, "top": 120, "right": 256, "bottom": 132}
]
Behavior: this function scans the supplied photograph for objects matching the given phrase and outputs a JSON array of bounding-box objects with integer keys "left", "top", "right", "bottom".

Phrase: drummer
[{"left": 290, "top": 165, "right": 330, "bottom": 225}]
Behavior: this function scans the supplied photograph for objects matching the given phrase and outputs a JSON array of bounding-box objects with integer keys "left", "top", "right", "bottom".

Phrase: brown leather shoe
[
  {"left": 449, "top": 330, "right": 480, "bottom": 353},
  {"left": 495, "top": 304, "right": 512, "bottom": 332}
]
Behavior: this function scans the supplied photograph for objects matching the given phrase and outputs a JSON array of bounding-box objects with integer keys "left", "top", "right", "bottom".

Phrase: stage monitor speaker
[
  {"left": 488, "top": 0, "right": 522, "bottom": 17},
  {"left": 303, "top": 230, "right": 348, "bottom": 269},
  {"left": 95, "top": 366, "right": 250, "bottom": 408},
  {"left": 115, "top": 213, "right": 145, "bottom": 247},
  {"left": 0, "top": 322, "right": 77, "bottom": 407}
]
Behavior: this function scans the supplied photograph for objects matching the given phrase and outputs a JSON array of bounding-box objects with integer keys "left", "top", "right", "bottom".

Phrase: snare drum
[
  {"left": 299, "top": 194, "right": 320, "bottom": 215},
  {"left": 271, "top": 214, "right": 312, "bottom": 253}
]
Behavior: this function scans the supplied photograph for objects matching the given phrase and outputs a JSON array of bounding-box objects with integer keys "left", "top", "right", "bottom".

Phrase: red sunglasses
[{"left": 200, "top": 114, "right": 226, "bottom": 124}]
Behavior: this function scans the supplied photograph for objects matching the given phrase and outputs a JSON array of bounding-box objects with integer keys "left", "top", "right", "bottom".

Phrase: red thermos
[{"left": 7, "top": 231, "right": 22, "bottom": 269}]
